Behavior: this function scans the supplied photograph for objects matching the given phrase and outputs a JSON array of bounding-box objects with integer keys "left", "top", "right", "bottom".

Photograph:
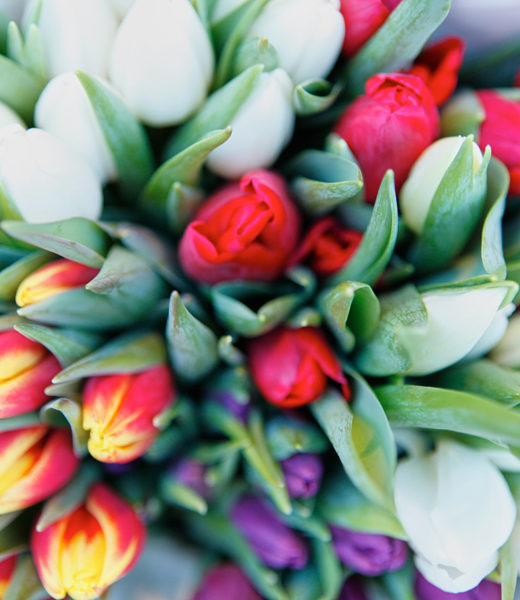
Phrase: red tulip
[
  {"left": 290, "top": 217, "right": 363, "bottom": 276},
  {"left": 476, "top": 90, "right": 520, "bottom": 195},
  {"left": 32, "top": 483, "right": 145, "bottom": 600},
  {"left": 0, "top": 425, "right": 78, "bottom": 514},
  {"left": 15, "top": 259, "right": 99, "bottom": 307},
  {"left": 249, "top": 326, "right": 349, "bottom": 408},
  {"left": 83, "top": 364, "right": 175, "bottom": 463},
  {"left": 0, "top": 330, "right": 61, "bottom": 418},
  {"left": 409, "top": 37, "right": 465, "bottom": 106},
  {"left": 340, "top": 0, "right": 403, "bottom": 57},
  {"left": 335, "top": 73, "right": 439, "bottom": 202},
  {"left": 179, "top": 170, "right": 301, "bottom": 284}
]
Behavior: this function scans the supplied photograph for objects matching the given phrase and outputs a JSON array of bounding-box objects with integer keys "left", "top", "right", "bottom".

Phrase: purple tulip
[
  {"left": 330, "top": 526, "right": 408, "bottom": 576},
  {"left": 231, "top": 495, "right": 308, "bottom": 570},
  {"left": 213, "top": 391, "right": 250, "bottom": 424},
  {"left": 173, "top": 458, "right": 209, "bottom": 498},
  {"left": 192, "top": 564, "right": 261, "bottom": 600},
  {"left": 281, "top": 453, "right": 323, "bottom": 499},
  {"left": 338, "top": 577, "right": 368, "bottom": 600},
  {"left": 415, "top": 573, "right": 501, "bottom": 600}
]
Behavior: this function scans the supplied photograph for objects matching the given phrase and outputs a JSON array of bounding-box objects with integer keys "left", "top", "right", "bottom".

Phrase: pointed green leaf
[
  {"left": 4, "top": 555, "right": 48, "bottom": 600},
  {"left": 341, "top": 0, "right": 452, "bottom": 95},
  {"left": 0, "top": 54, "right": 45, "bottom": 122},
  {"left": 0, "top": 251, "right": 49, "bottom": 301},
  {"left": 211, "top": 0, "right": 252, "bottom": 50},
  {"left": 161, "top": 480, "right": 208, "bottom": 515},
  {"left": 166, "top": 291, "right": 218, "bottom": 382},
  {"left": 15, "top": 323, "right": 103, "bottom": 367},
  {"left": 52, "top": 331, "right": 167, "bottom": 384},
  {"left": 39, "top": 397, "right": 88, "bottom": 456},
  {"left": 311, "top": 369, "right": 397, "bottom": 511},
  {"left": 7, "top": 22, "right": 47, "bottom": 80},
  {"left": 287, "top": 150, "right": 363, "bottom": 215},
  {"left": 218, "top": 335, "right": 245, "bottom": 366},
  {"left": 499, "top": 539, "right": 517, "bottom": 600},
  {"left": 231, "top": 35, "right": 278, "bottom": 77},
  {"left": 166, "top": 182, "right": 206, "bottom": 235},
  {"left": 330, "top": 170, "right": 398, "bottom": 286},
  {"left": 293, "top": 79, "right": 340, "bottom": 117},
  {"left": 376, "top": 384, "right": 520, "bottom": 447},
  {"left": 166, "top": 64, "right": 264, "bottom": 157},
  {"left": 76, "top": 70, "right": 154, "bottom": 198},
  {"left": 1, "top": 218, "right": 111, "bottom": 268},
  {"left": 0, "top": 413, "right": 41, "bottom": 433},
  {"left": 313, "top": 538, "right": 344, "bottom": 600}
]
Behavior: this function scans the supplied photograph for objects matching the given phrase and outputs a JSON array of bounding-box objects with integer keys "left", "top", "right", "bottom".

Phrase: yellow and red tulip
[
  {"left": 0, "top": 425, "right": 78, "bottom": 515},
  {"left": 15, "top": 259, "right": 99, "bottom": 307},
  {"left": 0, "top": 555, "right": 16, "bottom": 598},
  {"left": 31, "top": 483, "right": 145, "bottom": 600},
  {"left": 0, "top": 330, "right": 61, "bottom": 418},
  {"left": 83, "top": 364, "right": 175, "bottom": 463}
]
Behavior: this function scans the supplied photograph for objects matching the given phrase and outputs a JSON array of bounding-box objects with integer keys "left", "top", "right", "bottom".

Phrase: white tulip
[
  {"left": 35, "top": 72, "right": 116, "bottom": 184},
  {"left": 206, "top": 68, "right": 294, "bottom": 179},
  {"left": 247, "top": 0, "right": 344, "bottom": 84},
  {"left": 0, "top": 0, "right": 28, "bottom": 22},
  {"left": 109, "top": 0, "right": 214, "bottom": 127},
  {"left": 24, "top": 0, "right": 118, "bottom": 78},
  {"left": 490, "top": 312, "right": 520, "bottom": 368},
  {"left": 0, "top": 124, "right": 102, "bottom": 223},
  {"left": 211, "top": 0, "right": 248, "bottom": 22},
  {"left": 464, "top": 302, "right": 515, "bottom": 361},
  {"left": 0, "top": 102, "right": 25, "bottom": 128},
  {"left": 395, "top": 440, "right": 516, "bottom": 592},
  {"left": 400, "top": 136, "right": 483, "bottom": 235}
]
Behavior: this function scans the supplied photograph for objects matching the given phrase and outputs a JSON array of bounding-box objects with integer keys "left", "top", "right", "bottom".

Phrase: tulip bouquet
[{"left": 0, "top": 0, "right": 520, "bottom": 599}]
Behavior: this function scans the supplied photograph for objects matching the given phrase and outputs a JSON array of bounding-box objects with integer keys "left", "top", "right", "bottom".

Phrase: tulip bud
[
  {"left": 0, "top": 125, "right": 102, "bottom": 223},
  {"left": 25, "top": 0, "right": 118, "bottom": 78},
  {"left": 463, "top": 302, "right": 515, "bottom": 361},
  {"left": 171, "top": 459, "right": 210, "bottom": 499},
  {"left": 245, "top": 0, "right": 344, "bottom": 84},
  {"left": 249, "top": 326, "right": 349, "bottom": 408},
  {"left": 408, "top": 37, "right": 465, "bottom": 106},
  {"left": 16, "top": 259, "right": 99, "bottom": 307},
  {"left": 192, "top": 564, "right": 262, "bottom": 600},
  {"left": 415, "top": 572, "right": 501, "bottom": 600},
  {"left": 340, "top": 0, "right": 402, "bottom": 57},
  {"left": 0, "top": 425, "right": 78, "bottom": 514},
  {"left": 109, "top": 0, "right": 214, "bottom": 127},
  {"left": 83, "top": 364, "right": 175, "bottom": 463},
  {"left": 35, "top": 73, "right": 117, "bottom": 184},
  {"left": 0, "top": 102, "right": 25, "bottom": 128},
  {"left": 206, "top": 69, "right": 294, "bottom": 179},
  {"left": 179, "top": 170, "right": 301, "bottom": 284},
  {"left": 281, "top": 453, "right": 323, "bottom": 499},
  {"left": 0, "top": 556, "right": 17, "bottom": 598},
  {"left": 334, "top": 73, "right": 439, "bottom": 202},
  {"left": 211, "top": 390, "right": 251, "bottom": 424},
  {"left": 230, "top": 495, "right": 308, "bottom": 569},
  {"left": 32, "top": 483, "right": 145, "bottom": 600},
  {"left": 0, "top": 330, "right": 61, "bottom": 418},
  {"left": 289, "top": 217, "right": 363, "bottom": 276},
  {"left": 399, "top": 136, "right": 484, "bottom": 235},
  {"left": 394, "top": 440, "right": 516, "bottom": 592},
  {"left": 330, "top": 526, "right": 408, "bottom": 575}
]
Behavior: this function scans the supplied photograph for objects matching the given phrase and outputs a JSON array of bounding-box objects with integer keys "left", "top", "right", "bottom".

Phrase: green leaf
[
  {"left": 408, "top": 140, "right": 491, "bottom": 273},
  {"left": 381, "top": 562, "right": 416, "bottom": 600},
  {"left": 210, "top": 267, "right": 316, "bottom": 337},
  {"left": 499, "top": 539, "right": 517, "bottom": 600},
  {"left": 287, "top": 149, "right": 363, "bottom": 215},
  {"left": 433, "top": 359, "right": 520, "bottom": 408},
  {"left": 319, "top": 281, "right": 380, "bottom": 353},
  {"left": 165, "top": 64, "right": 264, "bottom": 157},
  {"left": 376, "top": 384, "right": 520, "bottom": 447},
  {"left": 341, "top": 0, "right": 452, "bottom": 95},
  {"left": 7, "top": 22, "right": 47, "bottom": 80},
  {"left": 293, "top": 79, "right": 340, "bottom": 117},
  {"left": 313, "top": 538, "right": 344, "bottom": 600},
  {"left": 319, "top": 474, "right": 406, "bottom": 539},
  {"left": 161, "top": 480, "right": 208, "bottom": 515},
  {"left": 1, "top": 218, "right": 111, "bottom": 268},
  {"left": 311, "top": 370, "right": 397, "bottom": 512},
  {"left": 52, "top": 331, "right": 167, "bottom": 384},
  {"left": 218, "top": 335, "right": 245, "bottom": 366},
  {"left": 4, "top": 555, "right": 48, "bottom": 600},
  {"left": 0, "top": 514, "right": 29, "bottom": 561},
  {"left": 76, "top": 70, "right": 154, "bottom": 198},
  {"left": 0, "top": 413, "right": 41, "bottom": 433},
  {"left": 231, "top": 35, "right": 278, "bottom": 77},
  {"left": 36, "top": 463, "right": 100, "bottom": 532},
  {"left": 39, "top": 397, "right": 88, "bottom": 456},
  {"left": 330, "top": 171, "right": 398, "bottom": 286},
  {"left": 0, "top": 54, "right": 45, "bottom": 122},
  {"left": 266, "top": 416, "right": 328, "bottom": 460},
  {"left": 166, "top": 291, "right": 219, "bottom": 383},
  {"left": 0, "top": 251, "right": 49, "bottom": 301},
  {"left": 15, "top": 323, "right": 103, "bottom": 367}
]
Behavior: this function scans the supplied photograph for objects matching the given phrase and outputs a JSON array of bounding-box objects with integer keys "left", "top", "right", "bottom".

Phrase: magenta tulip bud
[
  {"left": 415, "top": 573, "right": 501, "bottom": 600},
  {"left": 281, "top": 453, "right": 323, "bottom": 499},
  {"left": 192, "top": 564, "right": 261, "bottom": 600},
  {"left": 331, "top": 526, "right": 408, "bottom": 575},
  {"left": 231, "top": 495, "right": 308, "bottom": 569}
]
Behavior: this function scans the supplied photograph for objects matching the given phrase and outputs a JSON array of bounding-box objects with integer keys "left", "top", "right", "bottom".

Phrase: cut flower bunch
[{"left": 0, "top": 0, "right": 519, "bottom": 599}]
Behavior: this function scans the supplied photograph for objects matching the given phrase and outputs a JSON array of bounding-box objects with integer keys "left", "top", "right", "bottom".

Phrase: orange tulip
[
  {"left": 83, "top": 365, "right": 175, "bottom": 463},
  {"left": 16, "top": 259, "right": 99, "bottom": 307},
  {"left": 31, "top": 483, "right": 145, "bottom": 600},
  {"left": 0, "top": 425, "right": 78, "bottom": 515},
  {"left": 0, "top": 330, "right": 61, "bottom": 418}
]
